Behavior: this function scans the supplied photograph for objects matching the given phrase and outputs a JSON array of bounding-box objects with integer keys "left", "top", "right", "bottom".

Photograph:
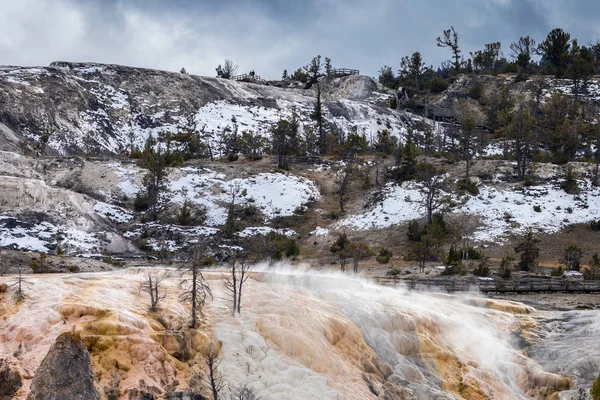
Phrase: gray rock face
[
  {"left": 0, "top": 62, "right": 413, "bottom": 156},
  {"left": 0, "top": 358, "right": 22, "bottom": 400},
  {"left": 27, "top": 333, "right": 100, "bottom": 400}
]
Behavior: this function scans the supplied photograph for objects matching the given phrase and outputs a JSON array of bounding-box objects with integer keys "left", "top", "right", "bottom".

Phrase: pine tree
[
  {"left": 510, "top": 36, "right": 536, "bottom": 76},
  {"left": 514, "top": 229, "right": 540, "bottom": 271},
  {"left": 282, "top": 69, "right": 288, "bottom": 80},
  {"left": 569, "top": 40, "right": 596, "bottom": 101},
  {"left": 306, "top": 55, "right": 322, "bottom": 83},
  {"left": 310, "top": 84, "right": 326, "bottom": 154},
  {"left": 507, "top": 100, "right": 535, "bottom": 180},
  {"left": 399, "top": 52, "right": 428, "bottom": 96},
  {"left": 455, "top": 99, "right": 477, "bottom": 185},
  {"left": 139, "top": 136, "right": 170, "bottom": 221},
  {"left": 324, "top": 57, "right": 332, "bottom": 76},
  {"left": 437, "top": 26, "right": 462, "bottom": 74},
  {"left": 400, "top": 133, "right": 417, "bottom": 179},
  {"left": 538, "top": 28, "right": 571, "bottom": 78}
]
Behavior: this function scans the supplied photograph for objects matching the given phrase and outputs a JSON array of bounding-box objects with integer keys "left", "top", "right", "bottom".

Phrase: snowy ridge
[
  {"left": 0, "top": 63, "right": 433, "bottom": 156},
  {"left": 337, "top": 179, "right": 600, "bottom": 242}
]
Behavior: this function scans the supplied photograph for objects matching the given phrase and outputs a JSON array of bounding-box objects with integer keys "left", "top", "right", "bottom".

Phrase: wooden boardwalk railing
[
  {"left": 478, "top": 279, "right": 600, "bottom": 294},
  {"left": 373, "top": 276, "right": 600, "bottom": 294},
  {"left": 330, "top": 68, "right": 359, "bottom": 78},
  {"left": 232, "top": 73, "right": 263, "bottom": 83}
]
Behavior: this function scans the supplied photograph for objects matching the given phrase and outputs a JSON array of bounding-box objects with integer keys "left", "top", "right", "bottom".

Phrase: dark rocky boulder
[
  {"left": 0, "top": 358, "right": 22, "bottom": 400},
  {"left": 27, "top": 332, "right": 100, "bottom": 400}
]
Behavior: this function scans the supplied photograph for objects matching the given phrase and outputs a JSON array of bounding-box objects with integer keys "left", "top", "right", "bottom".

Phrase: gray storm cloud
[{"left": 0, "top": 0, "right": 598, "bottom": 78}]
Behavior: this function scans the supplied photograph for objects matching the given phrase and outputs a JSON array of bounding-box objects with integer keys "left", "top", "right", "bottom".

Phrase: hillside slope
[{"left": 0, "top": 62, "right": 422, "bottom": 156}]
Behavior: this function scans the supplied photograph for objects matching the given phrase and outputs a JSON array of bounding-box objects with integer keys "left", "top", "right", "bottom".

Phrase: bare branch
[{"left": 143, "top": 272, "right": 167, "bottom": 312}]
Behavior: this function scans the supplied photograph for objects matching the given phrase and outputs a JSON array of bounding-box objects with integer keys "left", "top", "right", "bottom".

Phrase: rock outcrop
[
  {"left": 0, "top": 358, "right": 22, "bottom": 400},
  {"left": 27, "top": 333, "right": 100, "bottom": 400},
  {"left": 0, "top": 62, "right": 413, "bottom": 156}
]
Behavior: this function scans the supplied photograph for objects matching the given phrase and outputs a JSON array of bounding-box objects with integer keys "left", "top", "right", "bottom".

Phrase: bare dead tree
[
  {"left": 179, "top": 252, "right": 213, "bottom": 328},
  {"left": 205, "top": 346, "right": 224, "bottom": 400},
  {"left": 373, "top": 155, "right": 383, "bottom": 187},
  {"left": 144, "top": 272, "right": 167, "bottom": 312},
  {"left": 225, "top": 182, "right": 244, "bottom": 238},
  {"left": 230, "top": 384, "right": 260, "bottom": 400},
  {"left": 216, "top": 59, "right": 238, "bottom": 79},
  {"left": 222, "top": 257, "right": 238, "bottom": 314},
  {"left": 236, "top": 260, "right": 251, "bottom": 314},
  {"left": 222, "top": 255, "right": 252, "bottom": 315},
  {"left": 12, "top": 268, "right": 27, "bottom": 301},
  {"left": 334, "top": 163, "right": 352, "bottom": 215}
]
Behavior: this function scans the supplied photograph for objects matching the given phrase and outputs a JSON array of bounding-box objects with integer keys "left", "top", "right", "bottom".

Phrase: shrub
[
  {"left": 285, "top": 240, "right": 300, "bottom": 258},
  {"left": 458, "top": 179, "right": 479, "bottom": 195},
  {"left": 177, "top": 201, "right": 193, "bottom": 226},
  {"left": 467, "top": 81, "right": 484, "bottom": 100},
  {"left": 226, "top": 152, "right": 239, "bottom": 162},
  {"left": 446, "top": 246, "right": 462, "bottom": 266},
  {"left": 467, "top": 247, "right": 484, "bottom": 260},
  {"left": 550, "top": 266, "right": 563, "bottom": 277},
  {"left": 407, "top": 220, "right": 423, "bottom": 242},
  {"left": 428, "top": 77, "right": 449, "bottom": 93},
  {"left": 441, "top": 264, "right": 466, "bottom": 276},
  {"left": 30, "top": 252, "right": 49, "bottom": 273},
  {"left": 472, "top": 260, "right": 490, "bottom": 277},
  {"left": 499, "top": 256, "right": 514, "bottom": 279},
  {"left": 592, "top": 373, "right": 600, "bottom": 400},
  {"left": 376, "top": 248, "right": 392, "bottom": 264},
  {"left": 240, "top": 204, "right": 262, "bottom": 222},
  {"left": 330, "top": 233, "right": 349, "bottom": 253},
  {"left": 591, "top": 220, "right": 600, "bottom": 231},
  {"left": 386, "top": 268, "right": 401, "bottom": 277},
  {"left": 560, "top": 165, "right": 580, "bottom": 194},
  {"left": 390, "top": 96, "right": 398, "bottom": 109},
  {"left": 533, "top": 204, "right": 542, "bottom": 213},
  {"left": 66, "top": 265, "right": 80, "bottom": 273},
  {"left": 134, "top": 192, "right": 149, "bottom": 212},
  {"left": 404, "top": 99, "right": 417, "bottom": 110}
]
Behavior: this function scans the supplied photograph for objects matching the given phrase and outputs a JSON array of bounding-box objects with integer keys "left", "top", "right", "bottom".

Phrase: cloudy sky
[{"left": 1, "top": 0, "right": 599, "bottom": 79}]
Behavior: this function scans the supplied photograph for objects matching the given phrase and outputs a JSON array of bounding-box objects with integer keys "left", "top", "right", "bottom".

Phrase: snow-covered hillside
[
  {"left": 0, "top": 62, "right": 427, "bottom": 156},
  {"left": 337, "top": 176, "right": 600, "bottom": 243}
]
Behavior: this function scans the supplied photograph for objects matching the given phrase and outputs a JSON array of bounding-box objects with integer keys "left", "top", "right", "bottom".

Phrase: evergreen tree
[
  {"left": 310, "top": 84, "right": 326, "bottom": 154},
  {"left": 569, "top": 40, "right": 596, "bottom": 101},
  {"left": 399, "top": 52, "right": 428, "bottom": 96},
  {"left": 538, "top": 28, "right": 571, "bottom": 78},
  {"left": 271, "top": 110, "right": 301, "bottom": 168},
  {"left": 455, "top": 99, "right": 477, "bottom": 185},
  {"left": 510, "top": 36, "right": 537, "bottom": 76},
  {"left": 378, "top": 66, "right": 398, "bottom": 89},
  {"left": 139, "top": 136, "right": 170, "bottom": 221},
  {"left": 400, "top": 133, "right": 417, "bottom": 178},
  {"left": 305, "top": 55, "right": 322, "bottom": 83},
  {"left": 324, "top": 57, "right": 332, "bottom": 76},
  {"left": 561, "top": 244, "right": 582, "bottom": 271},
  {"left": 282, "top": 69, "right": 288, "bottom": 80},
  {"left": 471, "top": 42, "right": 502, "bottom": 74},
  {"left": 417, "top": 163, "right": 455, "bottom": 225},
  {"left": 507, "top": 99, "right": 536, "bottom": 180},
  {"left": 588, "top": 253, "right": 600, "bottom": 280},
  {"left": 514, "top": 229, "right": 540, "bottom": 271},
  {"left": 437, "top": 26, "right": 462, "bottom": 74}
]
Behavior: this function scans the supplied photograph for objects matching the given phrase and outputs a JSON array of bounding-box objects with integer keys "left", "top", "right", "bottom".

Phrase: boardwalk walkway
[{"left": 373, "top": 276, "right": 600, "bottom": 294}]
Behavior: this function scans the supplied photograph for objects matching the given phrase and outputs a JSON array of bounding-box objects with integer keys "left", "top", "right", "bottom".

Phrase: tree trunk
[
  {"left": 465, "top": 157, "right": 470, "bottom": 185},
  {"left": 191, "top": 268, "right": 198, "bottom": 328}
]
